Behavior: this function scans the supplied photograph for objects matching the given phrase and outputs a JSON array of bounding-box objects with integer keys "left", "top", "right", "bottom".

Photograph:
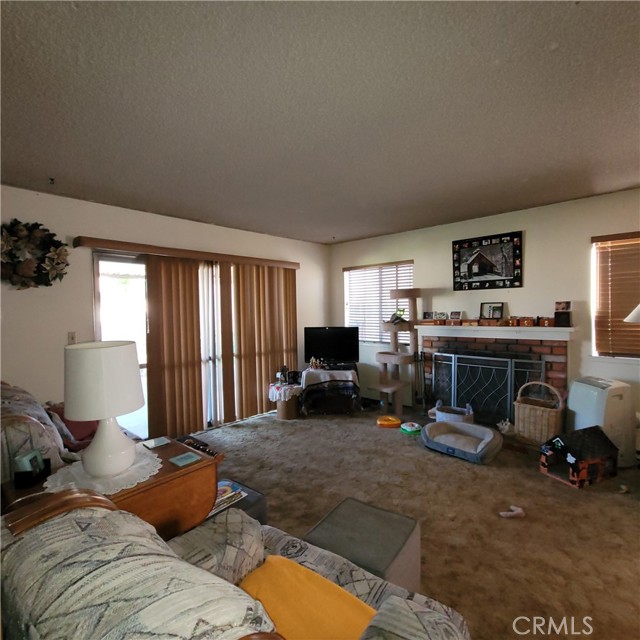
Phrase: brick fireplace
[{"left": 418, "top": 325, "right": 573, "bottom": 424}]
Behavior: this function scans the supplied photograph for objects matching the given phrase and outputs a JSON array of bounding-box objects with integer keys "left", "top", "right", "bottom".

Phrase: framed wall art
[{"left": 452, "top": 230, "right": 523, "bottom": 291}]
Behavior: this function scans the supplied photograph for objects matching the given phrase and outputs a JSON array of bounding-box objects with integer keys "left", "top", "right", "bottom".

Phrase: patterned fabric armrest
[
  {"left": 359, "top": 596, "right": 468, "bottom": 640},
  {"left": 1, "top": 507, "right": 276, "bottom": 639},
  {"left": 262, "top": 525, "right": 470, "bottom": 640},
  {"left": 3, "top": 488, "right": 118, "bottom": 535}
]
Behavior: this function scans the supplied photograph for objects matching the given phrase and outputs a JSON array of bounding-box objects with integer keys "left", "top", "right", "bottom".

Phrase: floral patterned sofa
[
  {"left": 1, "top": 500, "right": 471, "bottom": 640},
  {"left": 1, "top": 382, "right": 471, "bottom": 639},
  {"left": 0, "top": 381, "right": 75, "bottom": 484}
]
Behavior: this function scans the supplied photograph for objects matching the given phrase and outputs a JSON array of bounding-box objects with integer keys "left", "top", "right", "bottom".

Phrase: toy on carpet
[
  {"left": 499, "top": 505, "right": 525, "bottom": 518},
  {"left": 377, "top": 415, "right": 401, "bottom": 428},
  {"left": 400, "top": 422, "right": 422, "bottom": 435}
]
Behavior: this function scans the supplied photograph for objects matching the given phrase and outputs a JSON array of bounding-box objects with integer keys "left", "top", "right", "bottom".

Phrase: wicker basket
[{"left": 514, "top": 381, "right": 564, "bottom": 443}]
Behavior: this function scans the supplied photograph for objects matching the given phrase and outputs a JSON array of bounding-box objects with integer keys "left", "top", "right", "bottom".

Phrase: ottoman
[{"left": 303, "top": 497, "right": 421, "bottom": 592}]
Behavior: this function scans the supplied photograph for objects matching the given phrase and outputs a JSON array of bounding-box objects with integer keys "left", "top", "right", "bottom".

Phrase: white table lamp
[
  {"left": 64, "top": 341, "right": 144, "bottom": 477},
  {"left": 623, "top": 303, "right": 640, "bottom": 323}
]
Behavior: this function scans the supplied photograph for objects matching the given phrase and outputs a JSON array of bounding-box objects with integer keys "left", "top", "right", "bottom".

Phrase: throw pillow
[
  {"left": 168, "top": 508, "right": 264, "bottom": 585},
  {"left": 46, "top": 402, "right": 99, "bottom": 441},
  {"left": 240, "top": 555, "right": 376, "bottom": 640}
]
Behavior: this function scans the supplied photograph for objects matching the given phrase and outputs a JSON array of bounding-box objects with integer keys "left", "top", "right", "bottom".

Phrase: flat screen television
[{"left": 304, "top": 326, "right": 359, "bottom": 364}]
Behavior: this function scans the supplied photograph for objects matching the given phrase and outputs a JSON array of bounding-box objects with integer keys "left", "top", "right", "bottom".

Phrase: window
[
  {"left": 592, "top": 232, "right": 640, "bottom": 358},
  {"left": 94, "top": 254, "right": 149, "bottom": 437},
  {"left": 344, "top": 261, "right": 414, "bottom": 344}
]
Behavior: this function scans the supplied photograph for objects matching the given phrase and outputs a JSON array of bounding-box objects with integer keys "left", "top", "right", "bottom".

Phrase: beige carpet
[{"left": 197, "top": 409, "right": 640, "bottom": 640}]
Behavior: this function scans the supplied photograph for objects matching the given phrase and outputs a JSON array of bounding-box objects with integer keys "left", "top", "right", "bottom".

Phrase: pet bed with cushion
[{"left": 420, "top": 421, "right": 503, "bottom": 464}]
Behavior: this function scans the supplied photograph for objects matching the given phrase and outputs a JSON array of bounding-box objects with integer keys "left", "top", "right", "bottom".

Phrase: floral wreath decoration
[{"left": 1, "top": 218, "right": 70, "bottom": 289}]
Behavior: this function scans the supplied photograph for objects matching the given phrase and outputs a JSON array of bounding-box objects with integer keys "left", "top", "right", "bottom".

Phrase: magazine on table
[{"left": 207, "top": 480, "right": 247, "bottom": 517}]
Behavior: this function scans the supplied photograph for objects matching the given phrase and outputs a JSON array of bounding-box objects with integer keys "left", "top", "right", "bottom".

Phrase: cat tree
[{"left": 373, "top": 288, "right": 420, "bottom": 416}]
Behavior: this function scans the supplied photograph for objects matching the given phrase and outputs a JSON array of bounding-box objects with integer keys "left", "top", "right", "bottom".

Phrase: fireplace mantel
[{"left": 416, "top": 324, "right": 574, "bottom": 342}]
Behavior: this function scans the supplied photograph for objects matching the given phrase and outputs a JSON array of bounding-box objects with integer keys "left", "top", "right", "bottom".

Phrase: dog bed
[{"left": 420, "top": 421, "right": 503, "bottom": 464}]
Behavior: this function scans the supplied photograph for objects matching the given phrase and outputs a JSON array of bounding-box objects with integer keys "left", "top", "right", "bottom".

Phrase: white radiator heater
[{"left": 566, "top": 377, "right": 636, "bottom": 468}]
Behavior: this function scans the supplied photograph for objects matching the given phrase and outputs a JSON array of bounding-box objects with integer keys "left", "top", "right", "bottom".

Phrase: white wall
[
  {"left": 1, "top": 186, "right": 330, "bottom": 402},
  {"left": 329, "top": 189, "right": 640, "bottom": 410},
  {"left": 3, "top": 186, "right": 639, "bottom": 414}
]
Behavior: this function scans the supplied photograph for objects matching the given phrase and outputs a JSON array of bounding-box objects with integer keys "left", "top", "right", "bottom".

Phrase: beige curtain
[
  {"left": 229, "top": 263, "right": 297, "bottom": 420},
  {"left": 146, "top": 256, "right": 204, "bottom": 438}
]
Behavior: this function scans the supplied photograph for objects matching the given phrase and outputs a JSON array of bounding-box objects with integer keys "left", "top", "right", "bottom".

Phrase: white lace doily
[
  {"left": 268, "top": 383, "right": 303, "bottom": 402},
  {"left": 44, "top": 443, "right": 162, "bottom": 495}
]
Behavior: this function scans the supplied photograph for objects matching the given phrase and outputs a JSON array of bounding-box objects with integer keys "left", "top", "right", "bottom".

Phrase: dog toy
[
  {"left": 400, "top": 422, "right": 421, "bottom": 435},
  {"left": 377, "top": 415, "right": 401, "bottom": 428}
]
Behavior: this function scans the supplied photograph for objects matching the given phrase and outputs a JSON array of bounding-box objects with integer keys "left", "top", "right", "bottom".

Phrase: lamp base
[{"left": 82, "top": 417, "right": 136, "bottom": 477}]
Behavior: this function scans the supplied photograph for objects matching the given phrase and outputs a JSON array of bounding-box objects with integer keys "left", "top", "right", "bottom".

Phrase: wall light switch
[{"left": 67, "top": 331, "right": 77, "bottom": 345}]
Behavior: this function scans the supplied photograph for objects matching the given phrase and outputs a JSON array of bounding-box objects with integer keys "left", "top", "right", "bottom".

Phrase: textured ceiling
[{"left": 2, "top": 1, "right": 639, "bottom": 244}]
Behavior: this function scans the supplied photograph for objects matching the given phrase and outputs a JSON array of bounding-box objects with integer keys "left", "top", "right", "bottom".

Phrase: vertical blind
[
  {"left": 344, "top": 261, "right": 414, "bottom": 343},
  {"left": 592, "top": 232, "right": 640, "bottom": 358},
  {"left": 231, "top": 263, "right": 298, "bottom": 420},
  {"left": 146, "top": 256, "right": 204, "bottom": 438}
]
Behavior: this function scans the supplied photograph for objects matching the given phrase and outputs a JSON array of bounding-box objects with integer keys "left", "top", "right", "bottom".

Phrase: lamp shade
[
  {"left": 64, "top": 341, "right": 144, "bottom": 421},
  {"left": 623, "top": 303, "right": 640, "bottom": 323}
]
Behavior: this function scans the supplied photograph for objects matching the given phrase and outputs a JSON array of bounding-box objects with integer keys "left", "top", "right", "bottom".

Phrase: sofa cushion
[
  {"left": 168, "top": 508, "right": 264, "bottom": 584},
  {"left": 240, "top": 555, "right": 376, "bottom": 640},
  {"left": 1, "top": 507, "right": 275, "bottom": 639}
]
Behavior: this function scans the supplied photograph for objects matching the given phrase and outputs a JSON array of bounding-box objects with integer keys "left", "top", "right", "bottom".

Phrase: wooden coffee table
[{"left": 2, "top": 439, "right": 219, "bottom": 540}]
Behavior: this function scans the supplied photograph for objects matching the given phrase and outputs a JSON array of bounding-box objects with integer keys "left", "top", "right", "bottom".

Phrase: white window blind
[{"left": 344, "top": 261, "right": 414, "bottom": 344}]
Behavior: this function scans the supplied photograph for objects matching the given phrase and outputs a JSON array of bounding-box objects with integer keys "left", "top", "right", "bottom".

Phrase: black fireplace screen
[{"left": 432, "top": 353, "right": 544, "bottom": 425}]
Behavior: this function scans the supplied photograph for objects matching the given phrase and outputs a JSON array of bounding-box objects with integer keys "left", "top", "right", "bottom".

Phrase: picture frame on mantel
[
  {"left": 452, "top": 230, "right": 523, "bottom": 291},
  {"left": 480, "top": 302, "right": 504, "bottom": 320}
]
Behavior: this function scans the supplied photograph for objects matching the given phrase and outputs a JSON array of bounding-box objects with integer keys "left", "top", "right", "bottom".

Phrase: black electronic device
[
  {"left": 304, "top": 326, "right": 359, "bottom": 364},
  {"left": 177, "top": 435, "right": 219, "bottom": 457}
]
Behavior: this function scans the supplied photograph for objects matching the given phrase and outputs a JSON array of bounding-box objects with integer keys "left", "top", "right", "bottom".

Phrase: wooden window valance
[{"left": 73, "top": 236, "right": 300, "bottom": 270}]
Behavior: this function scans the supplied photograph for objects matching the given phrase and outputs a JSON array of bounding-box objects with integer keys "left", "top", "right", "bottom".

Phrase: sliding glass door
[{"left": 94, "top": 254, "right": 149, "bottom": 438}]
